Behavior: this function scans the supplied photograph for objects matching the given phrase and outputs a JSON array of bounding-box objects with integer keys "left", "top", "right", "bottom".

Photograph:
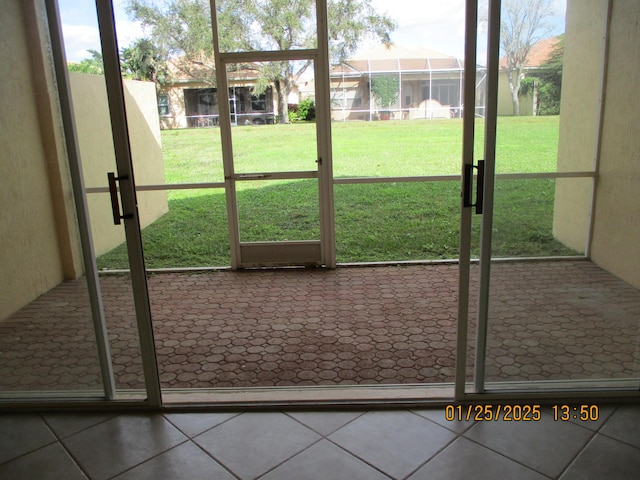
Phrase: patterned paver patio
[{"left": 1, "top": 261, "right": 639, "bottom": 393}]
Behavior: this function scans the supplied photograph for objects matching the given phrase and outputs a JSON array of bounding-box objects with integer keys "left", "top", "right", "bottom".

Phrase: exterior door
[
  {"left": 95, "top": 0, "right": 162, "bottom": 405},
  {"left": 457, "top": 0, "right": 640, "bottom": 400},
  {"left": 212, "top": 0, "right": 335, "bottom": 269}
]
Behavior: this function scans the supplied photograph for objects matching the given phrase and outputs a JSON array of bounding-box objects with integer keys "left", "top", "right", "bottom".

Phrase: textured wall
[
  {"left": 553, "top": 0, "right": 607, "bottom": 253},
  {"left": 0, "top": 1, "right": 167, "bottom": 320},
  {"left": 0, "top": 1, "right": 66, "bottom": 320},
  {"left": 71, "top": 73, "right": 168, "bottom": 257},
  {"left": 555, "top": 0, "right": 640, "bottom": 288},
  {"left": 590, "top": 1, "right": 640, "bottom": 288}
]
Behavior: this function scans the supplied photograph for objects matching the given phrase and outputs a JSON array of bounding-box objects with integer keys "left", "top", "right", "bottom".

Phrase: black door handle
[
  {"left": 463, "top": 160, "right": 485, "bottom": 214},
  {"left": 107, "top": 172, "right": 132, "bottom": 225},
  {"left": 475, "top": 160, "right": 485, "bottom": 214}
]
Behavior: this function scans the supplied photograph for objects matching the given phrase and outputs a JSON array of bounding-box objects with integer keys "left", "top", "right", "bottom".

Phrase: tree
[
  {"left": 535, "top": 34, "right": 564, "bottom": 115},
  {"left": 520, "top": 35, "right": 564, "bottom": 115},
  {"left": 126, "top": 0, "right": 396, "bottom": 123},
  {"left": 500, "top": 0, "right": 554, "bottom": 115},
  {"left": 370, "top": 75, "right": 399, "bottom": 117},
  {"left": 125, "top": 0, "right": 223, "bottom": 83},
  {"left": 67, "top": 41, "right": 169, "bottom": 85},
  {"left": 120, "top": 38, "right": 170, "bottom": 83},
  {"left": 67, "top": 49, "right": 104, "bottom": 75}
]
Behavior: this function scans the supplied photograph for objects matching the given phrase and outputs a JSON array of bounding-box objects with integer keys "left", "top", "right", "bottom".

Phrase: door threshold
[{"left": 161, "top": 383, "right": 455, "bottom": 410}]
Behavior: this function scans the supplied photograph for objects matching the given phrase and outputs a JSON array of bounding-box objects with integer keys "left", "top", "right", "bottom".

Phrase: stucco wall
[
  {"left": 71, "top": 73, "right": 168, "bottom": 257},
  {"left": 0, "top": 1, "right": 67, "bottom": 320},
  {"left": 160, "top": 86, "right": 187, "bottom": 129},
  {"left": 497, "top": 71, "right": 534, "bottom": 116},
  {"left": 555, "top": 0, "right": 640, "bottom": 288},
  {"left": 589, "top": 1, "right": 640, "bottom": 289},
  {"left": 553, "top": 0, "right": 606, "bottom": 253},
  {"left": 1, "top": 1, "right": 167, "bottom": 320}
]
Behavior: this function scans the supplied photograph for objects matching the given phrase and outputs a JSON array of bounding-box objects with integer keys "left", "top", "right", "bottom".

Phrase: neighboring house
[
  {"left": 157, "top": 62, "right": 277, "bottom": 129},
  {"left": 498, "top": 36, "right": 560, "bottom": 116},
  {"left": 329, "top": 45, "right": 487, "bottom": 121}
]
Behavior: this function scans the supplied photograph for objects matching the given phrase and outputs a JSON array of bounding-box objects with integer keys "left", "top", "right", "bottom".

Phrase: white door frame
[
  {"left": 455, "top": 0, "right": 481, "bottom": 401},
  {"left": 455, "top": 0, "right": 501, "bottom": 401},
  {"left": 210, "top": 0, "right": 336, "bottom": 269},
  {"left": 95, "top": 0, "right": 162, "bottom": 406}
]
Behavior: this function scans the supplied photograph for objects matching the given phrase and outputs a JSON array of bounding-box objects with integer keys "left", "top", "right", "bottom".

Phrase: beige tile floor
[
  {"left": 1, "top": 261, "right": 639, "bottom": 392},
  {"left": 1, "top": 403, "right": 639, "bottom": 479}
]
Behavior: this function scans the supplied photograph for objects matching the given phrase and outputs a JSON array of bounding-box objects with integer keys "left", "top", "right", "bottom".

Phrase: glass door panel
[
  {"left": 1, "top": 0, "right": 114, "bottom": 400},
  {"left": 474, "top": 0, "right": 640, "bottom": 394},
  {"left": 74, "top": 74, "right": 150, "bottom": 399},
  {"left": 90, "top": 0, "right": 161, "bottom": 403},
  {"left": 484, "top": 256, "right": 640, "bottom": 385},
  {"left": 0, "top": 272, "right": 105, "bottom": 396}
]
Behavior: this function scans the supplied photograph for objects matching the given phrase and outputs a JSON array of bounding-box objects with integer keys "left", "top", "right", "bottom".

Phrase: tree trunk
[
  {"left": 274, "top": 80, "right": 290, "bottom": 124},
  {"left": 507, "top": 68, "right": 521, "bottom": 116},
  {"left": 511, "top": 88, "right": 520, "bottom": 116}
]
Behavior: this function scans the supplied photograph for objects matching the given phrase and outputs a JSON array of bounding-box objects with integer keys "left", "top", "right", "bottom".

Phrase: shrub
[
  {"left": 297, "top": 98, "right": 316, "bottom": 121},
  {"left": 288, "top": 99, "right": 315, "bottom": 123}
]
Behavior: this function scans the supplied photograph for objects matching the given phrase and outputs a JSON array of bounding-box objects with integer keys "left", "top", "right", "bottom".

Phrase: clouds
[
  {"left": 59, "top": 0, "right": 139, "bottom": 62},
  {"left": 360, "top": 0, "right": 566, "bottom": 60},
  {"left": 362, "top": 0, "right": 468, "bottom": 57},
  {"left": 61, "top": 24, "right": 100, "bottom": 62},
  {"left": 59, "top": 0, "right": 567, "bottom": 63}
]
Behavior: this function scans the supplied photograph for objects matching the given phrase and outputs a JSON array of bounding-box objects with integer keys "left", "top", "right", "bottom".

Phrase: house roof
[
  {"left": 331, "top": 44, "right": 463, "bottom": 77},
  {"left": 165, "top": 56, "right": 263, "bottom": 85},
  {"left": 499, "top": 37, "right": 560, "bottom": 69},
  {"left": 356, "top": 44, "right": 455, "bottom": 60}
]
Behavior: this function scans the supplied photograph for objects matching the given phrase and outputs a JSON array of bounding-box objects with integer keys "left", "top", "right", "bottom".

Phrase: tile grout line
[
  {"left": 162, "top": 410, "right": 242, "bottom": 438},
  {"left": 402, "top": 409, "right": 552, "bottom": 479},
  {"left": 398, "top": 434, "right": 460, "bottom": 480},
  {"left": 159, "top": 412, "right": 244, "bottom": 480},
  {"left": 103, "top": 437, "right": 193, "bottom": 480},
  {"left": 458, "top": 415, "right": 572, "bottom": 480},
  {"left": 282, "top": 408, "right": 367, "bottom": 436},
  {"left": 188, "top": 436, "right": 243, "bottom": 480},
  {"left": 318, "top": 435, "right": 398, "bottom": 480},
  {"left": 315, "top": 408, "right": 450, "bottom": 480},
  {"left": 248, "top": 410, "right": 379, "bottom": 480},
  {"left": 253, "top": 435, "right": 334, "bottom": 480},
  {"left": 278, "top": 409, "right": 397, "bottom": 479},
  {"left": 39, "top": 413, "right": 94, "bottom": 480},
  {"left": 553, "top": 429, "right": 601, "bottom": 480},
  {"left": 459, "top": 433, "right": 558, "bottom": 480}
]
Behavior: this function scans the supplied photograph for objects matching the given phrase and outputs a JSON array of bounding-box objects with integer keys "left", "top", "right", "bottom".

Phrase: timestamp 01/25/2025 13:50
[{"left": 445, "top": 404, "right": 600, "bottom": 422}]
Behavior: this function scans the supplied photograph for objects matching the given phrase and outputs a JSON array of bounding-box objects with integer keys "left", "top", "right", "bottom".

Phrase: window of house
[
  {"left": 421, "top": 85, "right": 430, "bottom": 101},
  {"left": 157, "top": 94, "right": 170, "bottom": 116},
  {"left": 331, "top": 90, "right": 344, "bottom": 109},
  {"left": 251, "top": 93, "right": 267, "bottom": 111}
]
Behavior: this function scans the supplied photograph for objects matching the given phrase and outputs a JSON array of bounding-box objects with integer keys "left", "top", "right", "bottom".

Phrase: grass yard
[
  {"left": 97, "top": 116, "right": 577, "bottom": 269},
  {"left": 160, "top": 116, "right": 560, "bottom": 187}
]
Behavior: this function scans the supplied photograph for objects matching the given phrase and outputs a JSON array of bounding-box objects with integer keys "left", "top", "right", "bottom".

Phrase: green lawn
[{"left": 98, "top": 116, "right": 576, "bottom": 269}]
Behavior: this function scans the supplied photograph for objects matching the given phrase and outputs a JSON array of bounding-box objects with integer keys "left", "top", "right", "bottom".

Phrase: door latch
[
  {"left": 463, "top": 160, "right": 485, "bottom": 214},
  {"left": 107, "top": 172, "right": 133, "bottom": 225}
]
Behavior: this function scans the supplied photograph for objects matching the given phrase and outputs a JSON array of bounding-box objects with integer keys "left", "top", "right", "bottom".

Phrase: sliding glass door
[
  {"left": 460, "top": 0, "right": 640, "bottom": 398},
  {"left": 7, "top": 0, "right": 638, "bottom": 408}
]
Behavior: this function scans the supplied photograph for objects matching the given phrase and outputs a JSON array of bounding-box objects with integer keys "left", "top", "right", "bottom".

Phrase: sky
[
  {"left": 58, "top": 0, "right": 140, "bottom": 62},
  {"left": 59, "top": 0, "right": 567, "bottom": 63}
]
